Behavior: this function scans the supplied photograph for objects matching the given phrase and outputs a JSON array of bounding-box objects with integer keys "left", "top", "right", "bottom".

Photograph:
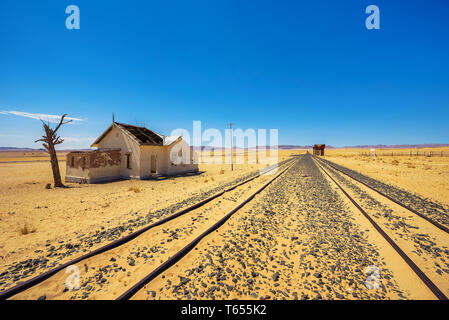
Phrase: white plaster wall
[
  {"left": 139, "top": 146, "right": 166, "bottom": 178},
  {"left": 166, "top": 139, "right": 199, "bottom": 175},
  {"left": 65, "top": 166, "right": 90, "bottom": 182},
  {"left": 97, "top": 125, "right": 141, "bottom": 179},
  {"left": 88, "top": 165, "right": 121, "bottom": 182}
]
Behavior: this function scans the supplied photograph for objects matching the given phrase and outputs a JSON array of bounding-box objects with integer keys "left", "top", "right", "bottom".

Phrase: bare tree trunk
[
  {"left": 48, "top": 142, "right": 64, "bottom": 187},
  {"left": 35, "top": 114, "right": 72, "bottom": 188}
]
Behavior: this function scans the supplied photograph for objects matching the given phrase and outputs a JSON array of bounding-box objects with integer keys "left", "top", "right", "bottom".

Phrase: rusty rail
[
  {"left": 314, "top": 156, "right": 449, "bottom": 235},
  {"left": 0, "top": 158, "right": 295, "bottom": 300},
  {"left": 313, "top": 156, "right": 448, "bottom": 300},
  {"left": 117, "top": 158, "right": 297, "bottom": 300}
]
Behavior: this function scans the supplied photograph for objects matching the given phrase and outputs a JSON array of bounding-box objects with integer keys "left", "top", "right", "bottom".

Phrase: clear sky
[{"left": 0, "top": 0, "right": 448, "bottom": 149}]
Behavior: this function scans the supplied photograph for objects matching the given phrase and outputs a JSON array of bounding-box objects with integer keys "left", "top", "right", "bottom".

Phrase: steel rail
[
  {"left": 0, "top": 158, "right": 295, "bottom": 300},
  {"left": 314, "top": 156, "right": 449, "bottom": 235},
  {"left": 313, "top": 157, "right": 448, "bottom": 300},
  {"left": 116, "top": 158, "right": 298, "bottom": 300}
]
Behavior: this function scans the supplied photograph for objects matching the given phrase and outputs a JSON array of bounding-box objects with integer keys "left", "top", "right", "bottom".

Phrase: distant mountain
[
  {"left": 279, "top": 144, "right": 449, "bottom": 149},
  {"left": 339, "top": 144, "right": 449, "bottom": 149},
  {"left": 277, "top": 145, "right": 336, "bottom": 149},
  {"left": 2, "top": 143, "right": 448, "bottom": 152},
  {"left": 0, "top": 147, "right": 46, "bottom": 151},
  {"left": 277, "top": 145, "right": 312, "bottom": 149},
  {"left": 0, "top": 147, "right": 91, "bottom": 152}
]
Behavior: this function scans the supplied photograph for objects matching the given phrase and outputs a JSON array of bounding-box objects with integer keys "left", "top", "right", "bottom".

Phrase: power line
[{"left": 228, "top": 123, "right": 234, "bottom": 171}]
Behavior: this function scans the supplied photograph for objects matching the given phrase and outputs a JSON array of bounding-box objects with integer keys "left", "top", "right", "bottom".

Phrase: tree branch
[{"left": 53, "top": 114, "right": 72, "bottom": 133}]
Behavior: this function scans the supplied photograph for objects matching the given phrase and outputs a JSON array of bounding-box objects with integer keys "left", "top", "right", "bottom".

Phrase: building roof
[{"left": 91, "top": 122, "right": 181, "bottom": 147}]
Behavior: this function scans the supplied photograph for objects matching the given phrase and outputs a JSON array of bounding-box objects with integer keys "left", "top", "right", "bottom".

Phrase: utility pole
[{"left": 228, "top": 123, "right": 234, "bottom": 171}]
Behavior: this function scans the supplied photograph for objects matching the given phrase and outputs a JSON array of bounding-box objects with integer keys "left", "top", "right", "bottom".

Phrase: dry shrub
[
  {"left": 128, "top": 186, "right": 141, "bottom": 193},
  {"left": 204, "top": 179, "right": 209, "bottom": 183},
  {"left": 391, "top": 160, "right": 399, "bottom": 165},
  {"left": 20, "top": 223, "right": 36, "bottom": 235},
  {"left": 220, "top": 169, "right": 225, "bottom": 174},
  {"left": 404, "top": 162, "right": 415, "bottom": 168}
]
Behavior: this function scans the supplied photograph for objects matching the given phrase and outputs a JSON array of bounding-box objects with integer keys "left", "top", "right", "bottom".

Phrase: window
[
  {"left": 171, "top": 151, "right": 177, "bottom": 166},
  {"left": 126, "top": 153, "right": 132, "bottom": 169},
  {"left": 178, "top": 149, "right": 184, "bottom": 165}
]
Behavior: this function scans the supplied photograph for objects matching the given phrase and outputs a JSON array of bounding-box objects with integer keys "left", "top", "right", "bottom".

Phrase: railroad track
[
  {"left": 316, "top": 157, "right": 449, "bottom": 234},
  {"left": 312, "top": 155, "right": 449, "bottom": 300},
  {"left": 0, "top": 157, "right": 297, "bottom": 300}
]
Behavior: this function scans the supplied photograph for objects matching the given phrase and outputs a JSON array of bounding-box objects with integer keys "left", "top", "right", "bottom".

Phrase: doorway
[{"left": 150, "top": 154, "right": 157, "bottom": 174}]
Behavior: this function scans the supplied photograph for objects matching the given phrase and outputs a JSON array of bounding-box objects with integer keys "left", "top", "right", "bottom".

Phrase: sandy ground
[
  {"left": 2, "top": 148, "right": 447, "bottom": 300},
  {"left": 0, "top": 151, "right": 67, "bottom": 163},
  {"left": 323, "top": 147, "right": 449, "bottom": 207},
  {"left": 313, "top": 158, "right": 448, "bottom": 298},
  {"left": 133, "top": 156, "right": 409, "bottom": 300},
  {"left": 0, "top": 150, "right": 295, "bottom": 284},
  {"left": 10, "top": 161, "right": 290, "bottom": 300}
]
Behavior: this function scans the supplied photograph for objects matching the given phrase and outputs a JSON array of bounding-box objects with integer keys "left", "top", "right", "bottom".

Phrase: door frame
[{"left": 150, "top": 154, "right": 157, "bottom": 174}]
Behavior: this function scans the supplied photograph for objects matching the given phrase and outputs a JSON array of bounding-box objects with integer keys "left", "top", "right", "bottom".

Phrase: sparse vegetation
[
  {"left": 128, "top": 186, "right": 141, "bottom": 193},
  {"left": 404, "top": 162, "right": 416, "bottom": 168},
  {"left": 19, "top": 223, "right": 36, "bottom": 235}
]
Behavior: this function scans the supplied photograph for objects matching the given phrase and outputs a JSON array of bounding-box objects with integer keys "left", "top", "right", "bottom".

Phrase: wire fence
[{"left": 359, "top": 151, "right": 449, "bottom": 157}]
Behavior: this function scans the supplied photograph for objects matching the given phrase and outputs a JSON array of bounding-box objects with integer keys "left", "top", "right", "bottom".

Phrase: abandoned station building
[
  {"left": 313, "top": 144, "right": 326, "bottom": 156},
  {"left": 65, "top": 122, "right": 198, "bottom": 183}
]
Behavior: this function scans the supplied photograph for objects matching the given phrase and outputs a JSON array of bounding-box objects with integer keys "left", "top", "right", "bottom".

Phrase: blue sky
[{"left": 0, "top": 0, "right": 448, "bottom": 148}]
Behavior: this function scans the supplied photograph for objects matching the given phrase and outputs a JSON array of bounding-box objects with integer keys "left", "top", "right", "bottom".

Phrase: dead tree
[{"left": 35, "top": 114, "right": 72, "bottom": 187}]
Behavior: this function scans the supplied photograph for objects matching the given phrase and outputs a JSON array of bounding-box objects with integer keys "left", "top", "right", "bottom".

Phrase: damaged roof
[{"left": 91, "top": 122, "right": 181, "bottom": 147}]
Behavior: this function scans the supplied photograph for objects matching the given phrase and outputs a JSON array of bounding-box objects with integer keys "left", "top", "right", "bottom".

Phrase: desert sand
[
  {"left": 2, "top": 148, "right": 448, "bottom": 300},
  {"left": 324, "top": 147, "right": 449, "bottom": 207},
  {"left": 0, "top": 149, "right": 294, "bottom": 283}
]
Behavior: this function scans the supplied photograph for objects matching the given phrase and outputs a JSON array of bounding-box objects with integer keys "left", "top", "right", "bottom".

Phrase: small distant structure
[
  {"left": 65, "top": 121, "right": 199, "bottom": 183},
  {"left": 370, "top": 148, "right": 376, "bottom": 160},
  {"left": 313, "top": 144, "right": 326, "bottom": 156}
]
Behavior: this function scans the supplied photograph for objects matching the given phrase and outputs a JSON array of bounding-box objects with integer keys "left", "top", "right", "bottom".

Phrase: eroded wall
[{"left": 65, "top": 149, "right": 121, "bottom": 183}]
